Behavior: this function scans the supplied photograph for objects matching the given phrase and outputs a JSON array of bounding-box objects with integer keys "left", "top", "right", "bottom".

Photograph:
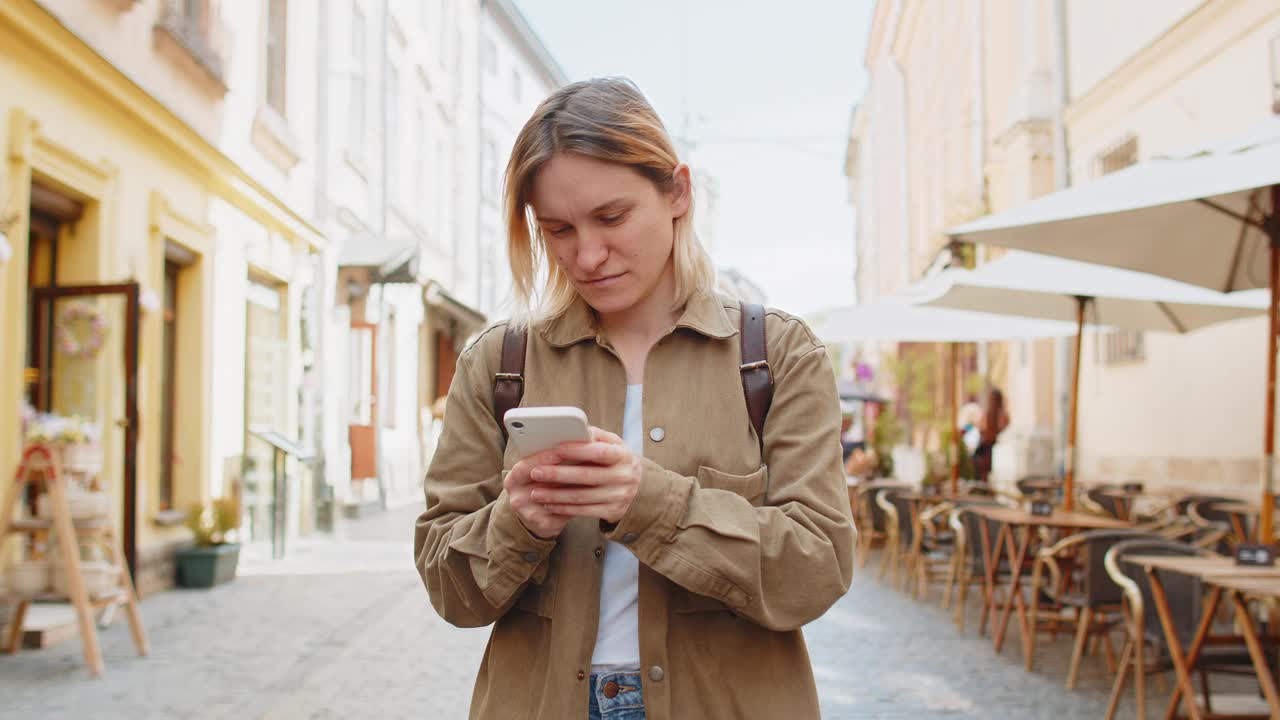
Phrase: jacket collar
[{"left": 538, "top": 289, "right": 738, "bottom": 348}]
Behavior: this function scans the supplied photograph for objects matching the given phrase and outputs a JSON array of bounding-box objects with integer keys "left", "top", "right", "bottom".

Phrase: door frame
[{"left": 29, "top": 282, "right": 141, "bottom": 579}]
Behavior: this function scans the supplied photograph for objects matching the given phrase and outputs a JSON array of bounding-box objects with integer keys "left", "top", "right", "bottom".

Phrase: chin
[{"left": 577, "top": 284, "right": 639, "bottom": 316}]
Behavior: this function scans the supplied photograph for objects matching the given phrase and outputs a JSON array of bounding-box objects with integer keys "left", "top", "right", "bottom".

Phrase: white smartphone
[{"left": 503, "top": 406, "right": 592, "bottom": 459}]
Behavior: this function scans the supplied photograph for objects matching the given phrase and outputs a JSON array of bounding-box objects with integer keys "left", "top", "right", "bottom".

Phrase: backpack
[{"left": 494, "top": 302, "right": 774, "bottom": 452}]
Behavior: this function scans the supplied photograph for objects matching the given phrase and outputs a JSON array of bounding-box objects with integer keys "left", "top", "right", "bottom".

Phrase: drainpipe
[
  {"left": 1049, "top": 0, "right": 1072, "bottom": 476},
  {"left": 972, "top": 0, "right": 989, "bottom": 384},
  {"left": 375, "top": 0, "right": 390, "bottom": 509},
  {"left": 475, "top": 0, "right": 487, "bottom": 313},
  {"left": 312, "top": 0, "right": 331, "bottom": 527}
]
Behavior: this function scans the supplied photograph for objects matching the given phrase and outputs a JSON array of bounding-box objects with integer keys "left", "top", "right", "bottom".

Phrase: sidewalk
[{"left": 0, "top": 504, "right": 1200, "bottom": 718}]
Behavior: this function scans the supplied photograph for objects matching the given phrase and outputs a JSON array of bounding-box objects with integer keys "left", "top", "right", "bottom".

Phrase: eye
[
  {"left": 545, "top": 225, "right": 573, "bottom": 238},
  {"left": 599, "top": 212, "right": 627, "bottom": 226}
]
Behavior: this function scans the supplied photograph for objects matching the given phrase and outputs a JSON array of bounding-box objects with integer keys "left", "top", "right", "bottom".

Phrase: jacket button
[
  {"left": 649, "top": 426, "right": 665, "bottom": 442},
  {"left": 522, "top": 551, "right": 539, "bottom": 563},
  {"left": 621, "top": 532, "right": 639, "bottom": 544},
  {"left": 649, "top": 665, "right": 664, "bottom": 682},
  {"left": 594, "top": 546, "right": 604, "bottom": 559},
  {"left": 577, "top": 670, "right": 585, "bottom": 681}
]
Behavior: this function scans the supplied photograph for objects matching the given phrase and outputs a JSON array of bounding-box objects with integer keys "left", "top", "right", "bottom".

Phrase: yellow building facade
[{"left": 0, "top": 0, "right": 321, "bottom": 595}]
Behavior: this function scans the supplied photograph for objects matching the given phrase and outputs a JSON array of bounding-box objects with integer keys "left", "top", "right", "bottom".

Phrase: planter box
[{"left": 175, "top": 544, "right": 240, "bottom": 588}]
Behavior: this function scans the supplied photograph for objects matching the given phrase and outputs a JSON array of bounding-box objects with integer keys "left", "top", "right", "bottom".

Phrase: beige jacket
[{"left": 414, "top": 290, "right": 856, "bottom": 719}]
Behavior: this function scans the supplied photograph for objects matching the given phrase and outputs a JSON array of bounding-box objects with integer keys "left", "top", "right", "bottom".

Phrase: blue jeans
[{"left": 588, "top": 671, "right": 645, "bottom": 720}]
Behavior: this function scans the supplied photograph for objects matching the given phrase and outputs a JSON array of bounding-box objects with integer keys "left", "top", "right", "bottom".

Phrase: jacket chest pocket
[{"left": 695, "top": 464, "right": 769, "bottom": 507}]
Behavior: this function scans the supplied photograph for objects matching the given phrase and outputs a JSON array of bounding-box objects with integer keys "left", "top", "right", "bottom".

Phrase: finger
[
  {"left": 590, "top": 426, "right": 624, "bottom": 445},
  {"left": 508, "top": 450, "right": 563, "bottom": 485},
  {"left": 553, "top": 441, "right": 627, "bottom": 467},
  {"left": 531, "top": 463, "right": 616, "bottom": 486},
  {"left": 530, "top": 485, "right": 619, "bottom": 506}
]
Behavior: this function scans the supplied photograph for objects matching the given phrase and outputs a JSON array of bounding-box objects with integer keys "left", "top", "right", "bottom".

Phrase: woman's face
[{"left": 529, "top": 152, "right": 690, "bottom": 317}]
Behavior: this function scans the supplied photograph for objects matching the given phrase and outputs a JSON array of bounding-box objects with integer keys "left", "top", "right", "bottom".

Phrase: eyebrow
[{"left": 535, "top": 198, "right": 631, "bottom": 224}]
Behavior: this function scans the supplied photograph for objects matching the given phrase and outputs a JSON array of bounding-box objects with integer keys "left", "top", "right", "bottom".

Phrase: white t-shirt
[{"left": 590, "top": 384, "right": 643, "bottom": 672}]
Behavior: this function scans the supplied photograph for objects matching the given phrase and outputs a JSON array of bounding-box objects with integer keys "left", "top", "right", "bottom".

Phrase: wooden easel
[{"left": 0, "top": 443, "right": 147, "bottom": 676}]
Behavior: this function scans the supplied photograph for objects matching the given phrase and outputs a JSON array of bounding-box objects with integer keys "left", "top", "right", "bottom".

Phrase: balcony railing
[{"left": 153, "top": 0, "right": 227, "bottom": 89}]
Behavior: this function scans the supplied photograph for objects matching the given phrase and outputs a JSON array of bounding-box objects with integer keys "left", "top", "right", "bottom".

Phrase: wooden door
[{"left": 349, "top": 322, "right": 378, "bottom": 480}]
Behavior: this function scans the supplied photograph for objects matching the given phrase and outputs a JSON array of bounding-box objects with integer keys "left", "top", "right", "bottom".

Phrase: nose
[{"left": 575, "top": 229, "right": 608, "bottom": 274}]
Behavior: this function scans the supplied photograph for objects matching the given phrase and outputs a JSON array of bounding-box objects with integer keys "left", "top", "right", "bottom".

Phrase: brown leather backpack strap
[
  {"left": 493, "top": 323, "right": 528, "bottom": 442},
  {"left": 739, "top": 302, "right": 773, "bottom": 454}
]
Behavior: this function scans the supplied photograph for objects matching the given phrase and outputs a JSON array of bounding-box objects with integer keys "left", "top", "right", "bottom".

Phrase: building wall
[
  {"left": 849, "top": 0, "right": 1067, "bottom": 487},
  {"left": 1, "top": 0, "right": 323, "bottom": 593},
  {"left": 1063, "top": 0, "right": 1280, "bottom": 496}
]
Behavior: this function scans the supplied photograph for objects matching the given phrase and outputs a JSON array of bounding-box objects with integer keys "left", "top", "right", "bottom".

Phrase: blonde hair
[{"left": 503, "top": 77, "right": 716, "bottom": 327}]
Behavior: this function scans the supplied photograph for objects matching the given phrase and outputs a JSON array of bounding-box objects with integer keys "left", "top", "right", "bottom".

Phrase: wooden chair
[
  {"left": 854, "top": 481, "right": 906, "bottom": 569},
  {"left": 1103, "top": 539, "right": 1264, "bottom": 720},
  {"left": 1026, "top": 529, "right": 1162, "bottom": 686},
  {"left": 949, "top": 501, "right": 1008, "bottom": 633}
]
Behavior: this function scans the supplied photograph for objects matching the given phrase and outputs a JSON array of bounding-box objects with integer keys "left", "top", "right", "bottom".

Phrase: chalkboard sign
[
  {"left": 1236, "top": 544, "right": 1276, "bottom": 567},
  {"left": 1030, "top": 501, "right": 1054, "bottom": 517}
]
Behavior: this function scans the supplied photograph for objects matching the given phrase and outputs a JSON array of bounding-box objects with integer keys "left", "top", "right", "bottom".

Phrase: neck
[{"left": 597, "top": 263, "right": 682, "bottom": 347}]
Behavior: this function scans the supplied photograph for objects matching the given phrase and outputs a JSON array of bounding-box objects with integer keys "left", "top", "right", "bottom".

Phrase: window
[
  {"left": 1103, "top": 331, "right": 1145, "bottom": 365},
  {"left": 481, "top": 140, "right": 498, "bottom": 202},
  {"left": 348, "top": 326, "right": 373, "bottom": 424},
  {"left": 1095, "top": 136, "right": 1144, "bottom": 364},
  {"left": 439, "top": 0, "right": 450, "bottom": 68},
  {"left": 348, "top": 3, "right": 367, "bottom": 152},
  {"left": 1270, "top": 34, "right": 1280, "bottom": 113},
  {"left": 388, "top": 64, "right": 400, "bottom": 186},
  {"left": 482, "top": 36, "right": 497, "bottom": 75},
  {"left": 155, "top": 0, "right": 226, "bottom": 86},
  {"left": 383, "top": 312, "right": 397, "bottom": 428},
  {"left": 415, "top": 104, "right": 427, "bottom": 211},
  {"left": 265, "top": 0, "right": 288, "bottom": 115},
  {"left": 1096, "top": 136, "right": 1137, "bottom": 177}
]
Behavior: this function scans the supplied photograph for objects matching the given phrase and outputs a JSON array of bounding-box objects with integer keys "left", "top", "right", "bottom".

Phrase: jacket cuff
[
  {"left": 603, "top": 458, "right": 694, "bottom": 559},
  {"left": 487, "top": 489, "right": 556, "bottom": 587}
]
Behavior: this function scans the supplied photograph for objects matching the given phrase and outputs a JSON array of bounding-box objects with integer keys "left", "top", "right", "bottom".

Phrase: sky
[{"left": 512, "top": 0, "right": 875, "bottom": 317}]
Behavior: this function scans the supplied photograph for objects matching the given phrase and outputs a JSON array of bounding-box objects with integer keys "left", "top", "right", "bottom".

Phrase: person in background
[{"left": 973, "top": 388, "right": 1009, "bottom": 483}]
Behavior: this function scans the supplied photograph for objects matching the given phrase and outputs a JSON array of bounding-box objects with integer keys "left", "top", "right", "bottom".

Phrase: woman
[
  {"left": 973, "top": 388, "right": 1010, "bottom": 483},
  {"left": 414, "top": 78, "right": 854, "bottom": 720}
]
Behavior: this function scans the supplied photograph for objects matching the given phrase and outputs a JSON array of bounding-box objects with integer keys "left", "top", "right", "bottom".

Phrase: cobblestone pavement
[{"left": 0, "top": 505, "right": 1264, "bottom": 718}]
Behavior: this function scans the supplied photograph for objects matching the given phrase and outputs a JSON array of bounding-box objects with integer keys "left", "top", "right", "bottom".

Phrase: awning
[
  {"left": 424, "top": 283, "right": 487, "bottom": 329},
  {"left": 338, "top": 235, "right": 419, "bottom": 284}
]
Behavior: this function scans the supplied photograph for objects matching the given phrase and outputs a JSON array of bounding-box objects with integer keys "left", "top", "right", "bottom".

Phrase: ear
[{"left": 669, "top": 164, "right": 693, "bottom": 219}]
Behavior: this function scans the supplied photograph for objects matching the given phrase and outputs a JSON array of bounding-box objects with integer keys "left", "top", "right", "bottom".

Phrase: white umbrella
[
  {"left": 810, "top": 301, "right": 1080, "bottom": 491},
  {"left": 947, "top": 116, "right": 1280, "bottom": 293},
  {"left": 810, "top": 301, "right": 1083, "bottom": 344},
  {"left": 910, "top": 252, "right": 1267, "bottom": 508},
  {"left": 946, "top": 117, "right": 1280, "bottom": 537}
]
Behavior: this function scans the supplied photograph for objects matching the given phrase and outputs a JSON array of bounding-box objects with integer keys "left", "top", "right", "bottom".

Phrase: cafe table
[
  {"left": 1119, "top": 554, "right": 1280, "bottom": 720},
  {"left": 972, "top": 505, "right": 1131, "bottom": 656}
]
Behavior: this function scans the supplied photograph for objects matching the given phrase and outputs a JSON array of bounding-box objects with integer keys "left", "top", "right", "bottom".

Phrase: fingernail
[
  {"left": 531, "top": 491, "right": 543, "bottom": 502},
  {"left": 531, "top": 468, "right": 544, "bottom": 481},
  {"left": 546, "top": 455, "right": 559, "bottom": 465}
]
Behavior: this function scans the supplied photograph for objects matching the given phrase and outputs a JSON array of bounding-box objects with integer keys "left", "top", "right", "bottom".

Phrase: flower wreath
[{"left": 55, "top": 301, "right": 108, "bottom": 359}]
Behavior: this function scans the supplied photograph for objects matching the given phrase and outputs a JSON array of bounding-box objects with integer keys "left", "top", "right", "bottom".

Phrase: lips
[{"left": 583, "top": 272, "right": 625, "bottom": 288}]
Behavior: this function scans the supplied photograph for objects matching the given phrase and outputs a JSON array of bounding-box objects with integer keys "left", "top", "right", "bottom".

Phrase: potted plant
[{"left": 175, "top": 497, "right": 241, "bottom": 588}]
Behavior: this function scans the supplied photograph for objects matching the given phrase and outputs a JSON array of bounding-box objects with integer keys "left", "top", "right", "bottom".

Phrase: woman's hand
[
  {"left": 527, "top": 427, "right": 641, "bottom": 525},
  {"left": 504, "top": 448, "right": 574, "bottom": 540}
]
